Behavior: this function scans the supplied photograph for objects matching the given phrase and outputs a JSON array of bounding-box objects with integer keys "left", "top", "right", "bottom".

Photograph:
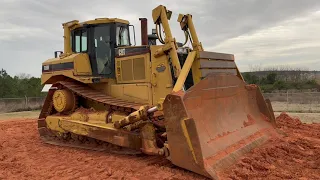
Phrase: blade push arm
[
  {"left": 152, "top": 5, "right": 182, "bottom": 79},
  {"left": 177, "top": 14, "right": 203, "bottom": 52},
  {"left": 176, "top": 13, "right": 244, "bottom": 81}
]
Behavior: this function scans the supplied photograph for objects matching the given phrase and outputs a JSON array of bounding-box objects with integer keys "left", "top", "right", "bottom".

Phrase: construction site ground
[{"left": 0, "top": 111, "right": 319, "bottom": 180}]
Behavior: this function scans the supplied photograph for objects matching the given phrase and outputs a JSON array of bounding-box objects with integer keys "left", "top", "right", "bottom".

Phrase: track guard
[{"left": 163, "top": 73, "right": 278, "bottom": 179}]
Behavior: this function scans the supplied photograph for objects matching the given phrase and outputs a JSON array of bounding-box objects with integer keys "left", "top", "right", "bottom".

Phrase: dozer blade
[{"left": 163, "top": 73, "right": 278, "bottom": 179}]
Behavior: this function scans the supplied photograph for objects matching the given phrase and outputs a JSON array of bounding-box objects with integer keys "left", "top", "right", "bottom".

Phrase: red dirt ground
[
  {"left": 0, "top": 113, "right": 319, "bottom": 180},
  {"left": 222, "top": 112, "right": 320, "bottom": 180},
  {"left": 0, "top": 119, "right": 205, "bottom": 180}
]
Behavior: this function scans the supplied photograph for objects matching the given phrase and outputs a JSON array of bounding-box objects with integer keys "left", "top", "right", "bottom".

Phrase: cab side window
[
  {"left": 72, "top": 29, "right": 87, "bottom": 52},
  {"left": 116, "top": 26, "right": 130, "bottom": 46}
]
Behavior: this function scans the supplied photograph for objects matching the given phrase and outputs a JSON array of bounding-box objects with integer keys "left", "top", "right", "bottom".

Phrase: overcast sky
[{"left": 1, "top": 0, "right": 320, "bottom": 77}]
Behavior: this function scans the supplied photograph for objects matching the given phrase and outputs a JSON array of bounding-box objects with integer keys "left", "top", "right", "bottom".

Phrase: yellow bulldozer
[{"left": 38, "top": 5, "right": 277, "bottom": 179}]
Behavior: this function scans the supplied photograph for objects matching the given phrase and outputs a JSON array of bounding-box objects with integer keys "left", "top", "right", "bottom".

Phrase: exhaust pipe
[{"left": 139, "top": 18, "right": 148, "bottom": 45}]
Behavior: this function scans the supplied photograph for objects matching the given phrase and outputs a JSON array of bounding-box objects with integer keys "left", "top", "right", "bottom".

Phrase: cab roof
[{"left": 63, "top": 18, "right": 129, "bottom": 30}]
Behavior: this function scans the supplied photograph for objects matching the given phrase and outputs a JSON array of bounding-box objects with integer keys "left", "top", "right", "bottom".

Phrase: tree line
[
  {"left": 0, "top": 69, "right": 45, "bottom": 98},
  {"left": 242, "top": 72, "right": 319, "bottom": 92},
  {"left": 0, "top": 66, "right": 319, "bottom": 98}
]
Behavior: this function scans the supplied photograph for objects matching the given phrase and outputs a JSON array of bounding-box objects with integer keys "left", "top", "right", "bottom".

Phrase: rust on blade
[{"left": 163, "top": 73, "right": 278, "bottom": 179}]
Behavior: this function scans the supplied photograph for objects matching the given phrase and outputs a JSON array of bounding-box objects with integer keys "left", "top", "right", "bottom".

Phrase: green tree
[
  {"left": 243, "top": 72, "right": 259, "bottom": 84},
  {"left": 266, "top": 72, "right": 277, "bottom": 84},
  {"left": 0, "top": 69, "right": 44, "bottom": 98},
  {"left": 273, "top": 80, "right": 288, "bottom": 90}
]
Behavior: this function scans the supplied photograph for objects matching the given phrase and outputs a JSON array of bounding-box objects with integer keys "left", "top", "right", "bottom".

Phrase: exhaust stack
[{"left": 139, "top": 18, "right": 148, "bottom": 45}]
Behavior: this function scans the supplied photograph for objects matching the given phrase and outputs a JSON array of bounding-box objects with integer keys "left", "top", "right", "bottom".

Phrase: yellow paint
[
  {"left": 110, "top": 112, "right": 128, "bottom": 123},
  {"left": 62, "top": 21, "right": 74, "bottom": 54},
  {"left": 60, "top": 120, "right": 91, "bottom": 136},
  {"left": 191, "top": 53, "right": 202, "bottom": 85},
  {"left": 110, "top": 83, "right": 152, "bottom": 105},
  {"left": 180, "top": 118, "right": 198, "bottom": 164},
  {"left": 70, "top": 109, "right": 128, "bottom": 124},
  {"left": 173, "top": 51, "right": 197, "bottom": 92},
  {"left": 52, "top": 89, "right": 76, "bottom": 113},
  {"left": 185, "top": 14, "right": 203, "bottom": 51},
  {"left": 45, "top": 116, "right": 66, "bottom": 133},
  {"left": 115, "top": 53, "right": 151, "bottom": 84},
  {"left": 41, "top": 53, "right": 103, "bottom": 85},
  {"left": 73, "top": 54, "right": 92, "bottom": 75},
  {"left": 70, "top": 112, "right": 89, "bottom": 122},
  {"left": 61, "top": 118, "right": 115, "bottom": 130},
  {"left": 150, "top": 46, "right": 174, "bottom": 105},
  {"left": 87, "top": 111, "right": 108, "bottom": 122},
  {"left": 52, "top": 90, "right": 68, "bottom": 112},
  {"left": 41, "top": 4, "right": 245, "bottom": 144},
  {"left": 70, "top": 18, "right": 129, "bottom": 31},
  {"left": 152, "top": 5, "right": 182, "bottom": 79},
  {"left": 40, "top": 5, "right": 216, "bottom": 108}
]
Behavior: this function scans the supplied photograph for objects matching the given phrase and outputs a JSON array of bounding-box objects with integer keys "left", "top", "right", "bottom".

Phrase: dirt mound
[
  {"left": 221, "top": 112, "right": 320, "bottom": 180},
  {"left": 0, "top": 113, "right": 319, "bottom": 180}
]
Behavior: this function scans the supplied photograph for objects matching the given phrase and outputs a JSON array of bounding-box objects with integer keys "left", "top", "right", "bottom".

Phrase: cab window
[
  {"left": 72, "top": 29, "right": 87, "bottom": 52},
  {"left": 93, "top": 25, "right": 112, "bottom": 75},
  {"left": 116, "top": 26, "right": 130, "bottom": 46}
]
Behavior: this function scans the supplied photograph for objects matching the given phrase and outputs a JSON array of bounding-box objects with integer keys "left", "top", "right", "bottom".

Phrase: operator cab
[{"left": 70, "top": 20, "right": 131, "bottom": 78}]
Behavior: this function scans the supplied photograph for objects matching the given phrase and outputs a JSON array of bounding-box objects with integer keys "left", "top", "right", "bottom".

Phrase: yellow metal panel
[
  {"left": 42, "top": 53, "right": 89, "bottom": 66},
  {"left": 123, "top": 84, "right": 151, "bottom": 102},
  {"left": 115, "top": 53, "right": 151, "bottom": 84},
  {"left": 42, "top": 56, "right": 73, "bottom": 65},
  {"left": 74, "top": 54, "right": 92, "bottom": 75},
  {"left": 133, "top": 58, "right": 145, "bottom": 80},
  {"left": 41, "top": 70, "right": 75, "bottom": 84},
  {"left": 110, "top": 84, "right": 123, "bottom": 99},
  {"left": 89, "top": 80, "right": 114, "bottom": 95},
  {"left": 41, "top": 70, "right": 109, "bottom": 85},
  {"left": 121, "top": 59, "right": 133, "bottom": 81},
  {"left": 41, "top": 53, "right": 113, "bottom": 84},
  {"left": 110, "top": 83, "right": 152, "bottom": 105},
  {"left": 150, "top": 45, "right": 173, "bottom": 105}
]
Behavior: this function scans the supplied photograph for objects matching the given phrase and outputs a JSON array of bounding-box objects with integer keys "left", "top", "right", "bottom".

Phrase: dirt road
[{"left": 0, "top": 113, "right": 319, "bottom": 179}]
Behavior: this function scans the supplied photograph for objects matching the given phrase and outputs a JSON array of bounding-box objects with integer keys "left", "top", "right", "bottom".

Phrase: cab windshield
[{"left": 93, "top": 25, "right": 112, "bottom": 75}]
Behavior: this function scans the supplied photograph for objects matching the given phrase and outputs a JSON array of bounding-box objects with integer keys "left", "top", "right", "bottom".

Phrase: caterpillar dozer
[{"left": 38, "top": 5, "right": 278, "bottom": 179}]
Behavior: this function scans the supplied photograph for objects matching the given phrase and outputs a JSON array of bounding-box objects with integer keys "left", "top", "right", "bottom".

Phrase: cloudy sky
[{"left": 1, "top": 0, "right": 320, "bottom": 77}]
